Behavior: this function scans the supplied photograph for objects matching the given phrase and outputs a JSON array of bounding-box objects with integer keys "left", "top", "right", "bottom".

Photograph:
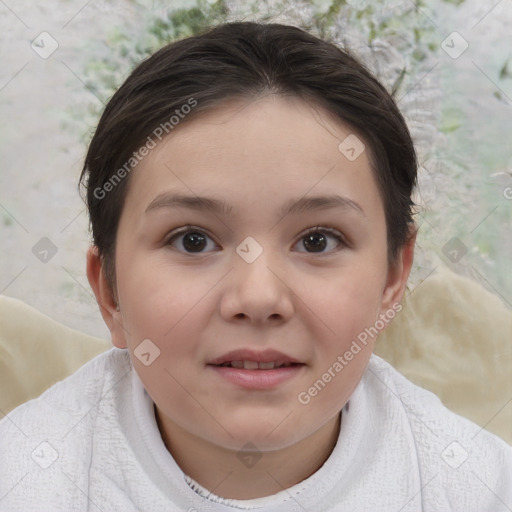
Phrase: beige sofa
[{"left": 1, "top": 264, "right": 511, "bottom": 444}]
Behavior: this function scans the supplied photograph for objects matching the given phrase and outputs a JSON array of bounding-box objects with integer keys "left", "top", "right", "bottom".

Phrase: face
[{"left": 89, "top": 94, "right": 412, "bottom": 453}]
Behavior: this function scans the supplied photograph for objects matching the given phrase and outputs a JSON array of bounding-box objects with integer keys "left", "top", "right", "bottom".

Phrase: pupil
[
  {"left": 183, "top": 232, "right": 206, "bottom": 252},
  {"left": 304, "top": 232, "right": 326, "bottom": 252}
]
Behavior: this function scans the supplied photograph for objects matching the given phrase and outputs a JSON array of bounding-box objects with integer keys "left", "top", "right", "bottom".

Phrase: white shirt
[{"left": 1, "top": 347, "right": 511, "bottom": 511}]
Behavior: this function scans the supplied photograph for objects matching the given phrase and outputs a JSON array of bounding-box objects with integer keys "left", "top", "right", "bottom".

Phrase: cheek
[
  {"left": 115, "top": 261, "right": 213, "bottom": 406},
  {"left": 305, "top": 264, "right": 386, "bottom": 344},
  {"left": 116, "top": 253, "right": 212, "bottom": 336},
  {"left": 298, "top": 281, "right": 381, "bottom": 420}
]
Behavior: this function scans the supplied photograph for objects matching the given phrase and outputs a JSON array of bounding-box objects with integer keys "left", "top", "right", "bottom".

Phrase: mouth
[
  {"left": 207, "top": 349, "right": 306, "bottom": 389},
  {"left": 207, "top": 348, "right": 304, "bottom": 369},
  {"left": 212, "top": 360, "right": 303, "bottom": 370}
]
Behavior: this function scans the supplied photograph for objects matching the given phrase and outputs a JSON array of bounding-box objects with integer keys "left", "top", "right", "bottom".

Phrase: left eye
[{"left": 294, "top": 227, "right": 347, "bottom": 254}]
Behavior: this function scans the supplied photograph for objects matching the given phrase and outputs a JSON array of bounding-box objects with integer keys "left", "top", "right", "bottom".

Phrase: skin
[{"left": 87, "top": 94, "right": 415, "bottom": 500}]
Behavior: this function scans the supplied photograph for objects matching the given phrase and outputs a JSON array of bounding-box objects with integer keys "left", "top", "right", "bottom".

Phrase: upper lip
[{"left": 208, "top": 349, "right": 302, "bottom": 366}]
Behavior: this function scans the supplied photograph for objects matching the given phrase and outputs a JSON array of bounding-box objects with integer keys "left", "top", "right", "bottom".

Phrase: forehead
[{"left": 121, "top": 94, "right": 384, "bottom": 223}]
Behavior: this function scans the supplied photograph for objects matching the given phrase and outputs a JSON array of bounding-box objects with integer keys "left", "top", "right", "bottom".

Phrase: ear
[
  {"left": 86, "top": 246, "right": 128, "bottom": 349},
  {"left": 379, "top": 224, "right": 417, "bottom": 313}
]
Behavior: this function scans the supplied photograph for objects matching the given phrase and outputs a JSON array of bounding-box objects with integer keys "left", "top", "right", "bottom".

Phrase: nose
[{"left": 219, "top": 246, "right": 294, "bottom": 325}]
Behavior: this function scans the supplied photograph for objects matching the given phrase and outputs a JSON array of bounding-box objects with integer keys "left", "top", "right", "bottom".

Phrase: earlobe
[
  {"left": 380, "top": 225, "right": 417, "bottom": 313},
  {"left": 86, "top": 246, "right": 128, "bottom": 349}
]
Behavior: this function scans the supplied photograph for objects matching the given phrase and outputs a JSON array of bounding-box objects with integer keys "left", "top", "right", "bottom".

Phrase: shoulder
[
  {"left": 1, "top": 347, "right": 131, "bottom": 429},
  {"left": 367, "top": 355, "right": 512, "bottom": 510},
  {"left": 0, "top": 348, "right": 132, "bottom": 508}
]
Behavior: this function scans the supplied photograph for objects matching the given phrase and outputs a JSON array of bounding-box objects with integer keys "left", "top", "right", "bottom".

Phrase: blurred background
[{"left": 1, "top": 0, "right": 511, "bottom": 339}]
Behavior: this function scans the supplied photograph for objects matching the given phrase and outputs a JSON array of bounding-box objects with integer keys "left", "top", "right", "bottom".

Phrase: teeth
[{"left": 219, "top": 360, "right": 298, "bottom": 369}]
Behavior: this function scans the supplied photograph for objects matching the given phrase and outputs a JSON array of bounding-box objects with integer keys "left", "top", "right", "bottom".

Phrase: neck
[{"left": 155, "top": 409, "right": 341, "bottom": 500}]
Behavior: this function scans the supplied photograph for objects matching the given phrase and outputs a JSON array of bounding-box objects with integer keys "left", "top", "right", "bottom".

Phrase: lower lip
[{"left": 208, "top": 364, "right": 305, "bottom": 389}]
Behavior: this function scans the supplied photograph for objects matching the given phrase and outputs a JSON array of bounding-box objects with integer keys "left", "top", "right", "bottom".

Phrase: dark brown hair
[{"left": 79, "top": 21, "right": 417, "bottom": 291}]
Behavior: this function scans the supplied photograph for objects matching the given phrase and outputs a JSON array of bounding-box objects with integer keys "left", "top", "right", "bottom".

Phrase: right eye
[{"left": 165, "top": 226, "right": 219, "bottom": 254}]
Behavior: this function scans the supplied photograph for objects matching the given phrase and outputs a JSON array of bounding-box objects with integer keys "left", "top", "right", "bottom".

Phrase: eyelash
[{"left": 164, "top": 225, "right": 348, "bottom": 255}]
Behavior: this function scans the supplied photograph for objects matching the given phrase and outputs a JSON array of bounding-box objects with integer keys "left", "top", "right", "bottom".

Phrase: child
[{"left": 1, "top": 21, "right": 511, "bottom": 511}]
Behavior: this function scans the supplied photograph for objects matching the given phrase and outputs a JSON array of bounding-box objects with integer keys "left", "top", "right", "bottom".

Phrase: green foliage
[
  {"left": 76, "top": 0, "right": 441, "bottom": 125},
  {"left": 499, "top": 58, "right": 511, "bottom": 80},
  {"left": 440, "top": 106, "right": 463, "bottom": 133}
]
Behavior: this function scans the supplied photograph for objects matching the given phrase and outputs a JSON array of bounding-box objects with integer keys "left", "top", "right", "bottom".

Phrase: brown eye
[
  {"left": 166, "top": 227, "right": 217, "bottom": 253},
  {"left": 182, "top": 232, "right": 207, "bottom": 252},
  {"left": 296, "top": 227, "right": 346, "bottom": 254},
  {"left": 303, "top": 231, "right": 327, "bottom": 252}
]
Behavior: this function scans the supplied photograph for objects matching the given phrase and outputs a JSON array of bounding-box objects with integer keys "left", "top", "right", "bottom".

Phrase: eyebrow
[{"left": 145, "top": 192, "right": 365, "bottom": 217}]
